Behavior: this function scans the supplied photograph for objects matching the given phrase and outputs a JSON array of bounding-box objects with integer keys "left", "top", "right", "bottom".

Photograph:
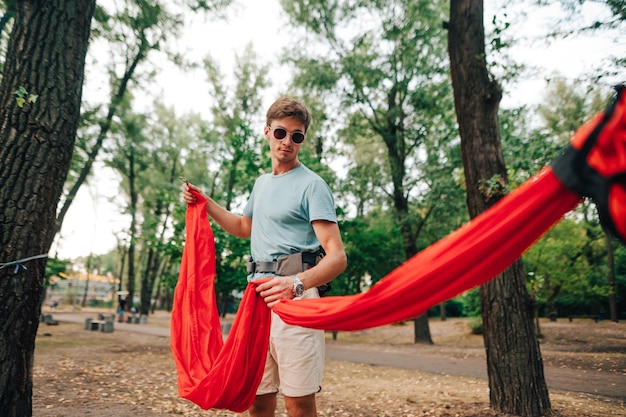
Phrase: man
[{"left": 183, "top": 96, "right": 347, "bottom": 417}]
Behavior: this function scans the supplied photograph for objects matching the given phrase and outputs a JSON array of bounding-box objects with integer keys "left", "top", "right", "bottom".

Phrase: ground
[{"left": 33, "top": 310, "right": 625, "bottom": 417}]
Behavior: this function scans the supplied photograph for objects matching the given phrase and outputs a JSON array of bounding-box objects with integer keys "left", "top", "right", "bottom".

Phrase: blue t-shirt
[{"left": 243, "top": 164, "right": 337, "bottom": 266}]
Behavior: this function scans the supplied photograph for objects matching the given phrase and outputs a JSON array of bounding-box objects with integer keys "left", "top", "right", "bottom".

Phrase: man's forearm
[
  {"left": 297, "top": 250, "right": 347, "bottom": 290},
  {"left": 205, "top": 198, "right": 250, "bottom": 238}
]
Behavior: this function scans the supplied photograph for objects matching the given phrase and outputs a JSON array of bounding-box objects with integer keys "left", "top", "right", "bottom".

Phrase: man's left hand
[{"left": 255, "top": 275, "right": 294, "bottom": 308}]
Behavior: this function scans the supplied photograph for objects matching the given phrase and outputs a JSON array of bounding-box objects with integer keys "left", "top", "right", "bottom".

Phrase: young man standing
[{"left": 183, "top": 96, "right": 347, "bottom": 417}]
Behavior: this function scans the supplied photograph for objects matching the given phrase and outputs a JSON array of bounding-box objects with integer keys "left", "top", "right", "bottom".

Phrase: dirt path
[
  {"left": 325, "top": 341, "right": 625, "bottom": 400},
  {"left": 50, "top": 310, "right": 626, "bottom": 401}
]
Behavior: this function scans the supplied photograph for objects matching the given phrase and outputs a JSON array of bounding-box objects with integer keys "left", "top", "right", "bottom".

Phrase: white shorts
[{"left": 256, "top": 288, "right": 325, "bottom": 398}]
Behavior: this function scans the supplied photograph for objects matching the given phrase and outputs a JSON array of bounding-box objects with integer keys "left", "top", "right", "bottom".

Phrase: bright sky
[{"left": 50, "top": 0, "right": 622, "bottom": 260}]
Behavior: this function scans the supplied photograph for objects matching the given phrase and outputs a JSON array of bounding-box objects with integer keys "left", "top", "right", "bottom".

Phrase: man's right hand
[{"left": 182, "top": 183, "right": 203, "bottom": 205}]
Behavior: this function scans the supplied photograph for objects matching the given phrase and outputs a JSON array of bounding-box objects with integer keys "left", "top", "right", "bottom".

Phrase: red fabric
[
  {"left": 572, "top": 89, "right": 626, "bottom": 241},
  {"left": 611, "top": 183, "right": 626, "bottom": 239},
  {"left": 272, "top": 169, "right": 580, "bottom": 330},
  {"left": 570, "top": 91, "right": 626, "bottom": 178},
  {"left": 170, "top": 191, "right": 271, "bottom": 412},
  {"left": 171, "top": 92, "right": 625, "bottom": 411},
  {"left": 172, "top": 168, "right": 580, "bottom": 411}
]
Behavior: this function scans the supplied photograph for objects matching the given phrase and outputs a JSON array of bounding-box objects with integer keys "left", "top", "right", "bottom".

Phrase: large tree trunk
[
  {"left": 447, "top": 1, "right": 551, "bottom": 416},
  {"left": 0, "top": 1, "right": 95, "bottom": 415}
]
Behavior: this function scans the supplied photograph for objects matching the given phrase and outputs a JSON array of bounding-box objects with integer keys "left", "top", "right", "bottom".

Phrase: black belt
[
  {"left": 246, "top": 249, "right": 332, "bottom": 297},
  {"left": 247, "top": 260, "right": 279, "bottom": 274},
  {"left": 246, "top": 252, "right": 320, "bottom": 274}
]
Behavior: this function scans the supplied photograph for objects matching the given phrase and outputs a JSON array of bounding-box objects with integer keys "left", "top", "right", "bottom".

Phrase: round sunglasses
[{"left": 268, "top": 126, "right": 306, "bottom": 144}]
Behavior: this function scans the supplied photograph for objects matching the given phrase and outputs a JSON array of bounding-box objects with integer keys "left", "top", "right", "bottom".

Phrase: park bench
[
  {"left": 126, "top": 315, "right": 141, "bottom": 324},
  {"left": 84, "top": 316, "right": 115, "bottom": 333}
]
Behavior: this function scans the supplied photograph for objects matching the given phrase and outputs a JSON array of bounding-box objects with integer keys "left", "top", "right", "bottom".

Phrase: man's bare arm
[{"left": 182, "top": 183, "right": 251, "bottom": 239}]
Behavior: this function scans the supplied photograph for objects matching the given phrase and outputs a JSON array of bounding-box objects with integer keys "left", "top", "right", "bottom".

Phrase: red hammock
[
  {"left": 170, "top": 192, "right": 272, "bottom": 412},
  {"left": 273, "top": 169, "right": 580, "bottom": 330},
  {"left": 170, "top": 86, "right": 626, "bottom": 411}
]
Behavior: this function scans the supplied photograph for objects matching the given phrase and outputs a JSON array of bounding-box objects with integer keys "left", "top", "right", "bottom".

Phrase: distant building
[{"left": 47, "top": 272, "right": 118, "bottom": 307}]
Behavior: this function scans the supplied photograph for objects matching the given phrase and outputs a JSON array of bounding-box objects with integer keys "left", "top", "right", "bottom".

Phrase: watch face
[
  {"left": 295, "top": 284, "right": 304, "bottom": 297},
  {"left": 292, "top": 275, "right": 304, "bottom": 297}
]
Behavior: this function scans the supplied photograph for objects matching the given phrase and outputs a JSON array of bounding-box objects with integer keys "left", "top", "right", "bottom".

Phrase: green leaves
[{"left": 14, "top": 86, "right": 38, "bottom": 108}]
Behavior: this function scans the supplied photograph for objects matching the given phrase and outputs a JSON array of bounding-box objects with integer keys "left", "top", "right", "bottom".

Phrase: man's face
[{"left": 265, "top": 117, "right": 306, "bottom": 164}]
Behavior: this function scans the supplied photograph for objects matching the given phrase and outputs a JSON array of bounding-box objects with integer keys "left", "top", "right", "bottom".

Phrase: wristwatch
[{"left": 291, "top": 275, "right": 304, "bottom": 298}]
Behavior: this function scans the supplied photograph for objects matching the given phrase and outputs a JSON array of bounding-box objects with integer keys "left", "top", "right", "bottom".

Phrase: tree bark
[
  {"left": 0, "top": 1, "right": 95, "bottom": 415},
  {"left": 447, "top": 1, "right": 551, "bottom": 415}
]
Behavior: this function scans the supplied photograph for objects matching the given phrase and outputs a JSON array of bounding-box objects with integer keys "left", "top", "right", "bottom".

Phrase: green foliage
[
  {"left": 523, "top": 217, "right": 610, "bottom": 317},
  {"left": 490, "top": 13, "right": 512, "bottom": 51},
  {"left": 504, "top": 80, "right": 621, "bottom": 318},
  {"left": 44, "top": 257, "right": 70, "bottom": 287},
  {"left": 478, "top": 174, "right": 509, "bottom": 201},
  {"left": 334, "top": 210, "right": 405, "bottom": 296},
  {"left": 166, "top": 45, "right": 272, "bottom": 306},
  {"left": 500, "top": 79, "right": 607, "bottom": 186},
  {"left": 537, "top": 78, "right": 607, "bottom": 137},
  {"left": 99, "top": 91, "right": 206, "bottom": 311},
  {"left": 607, "top": 0, "right": 626, "bottom": 20},
  {"left": 500, "top": 106, "right": 563, "bottom": 185},
  {"left": 213, "top": 227, "right": 249, "bottom": 297},
  {"left": 13, "top": 86, "right": 37, "bottom": 108},
  {"left": 468, "top": 318, "right": 483, "bottom": 335},
  {"left": 455, "top": 288, "right": 482, "bottom": 317},
  {"left": 427, "top": 298, "right": 465, "bottom": 318},
  {"left": 53, "top": 0, "right": 623, "bottom": 322},
  {"left": 184, "top": 0, "right": 233, "bottom": 13},
  {"left": 283, "top": 0, "right": 459, "bottom": 265}
]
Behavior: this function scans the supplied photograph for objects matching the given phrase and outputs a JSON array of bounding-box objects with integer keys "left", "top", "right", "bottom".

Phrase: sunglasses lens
[
  {"left": 270, "top": 127, "right": 305, "bottom": 144},
  {"left": 291, "top": 132, "right": 305, "bottom": 144},
  {"left": 273, "top": 128, "right": 287, "bottom": 140}
]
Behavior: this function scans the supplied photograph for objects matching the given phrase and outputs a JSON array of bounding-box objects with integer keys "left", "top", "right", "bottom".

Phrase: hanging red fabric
[
  {"left": 171, "top": 86, "right": 625, "bottom": 411},
  {"left": 170, "top": 191, "right": 272, "bottom": 412}
]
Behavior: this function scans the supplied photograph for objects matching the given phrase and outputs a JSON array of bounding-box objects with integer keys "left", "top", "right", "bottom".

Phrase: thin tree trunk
[
  {"left": 81, "top": 273, "right": 90, "bottom": 308},
  {"left": 447, "top": 1, "right": 551, "bottom": 415},
  {"left": 439, "top": 303, "right": 447, "bottom": 321},
  {"left": 602, "top": 224, "right": 618, "bottom": 322},
  {"left": 140, "top": 192, "right": 172, "bottom": 317},
  {"left": 0, "top": 2, "right": 95, "bottom": 415},
  {"left": 141, "top": 246, "right": 157, "bottom": 318},
  {"left": 382, "top": 119, "right": 432, "bottom": 344},
  {"left": 126, "top": 149, "right": 138, "bottom": 312},
  {"left": 81, "top": 254, "right": 92, "bottom": 307}
]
